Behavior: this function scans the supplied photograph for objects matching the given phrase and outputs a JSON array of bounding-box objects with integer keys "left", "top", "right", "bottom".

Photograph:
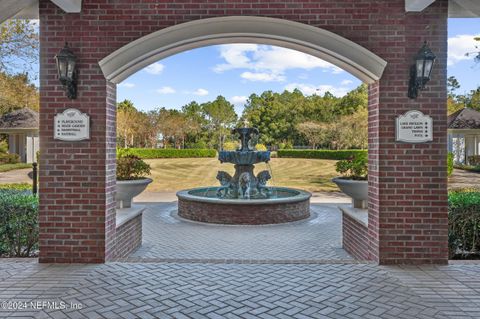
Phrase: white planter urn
[
  {"left": 116, "top": 178, "right": 152, "bottom": 209},
  {"left": 332, "top": 177, "right": 368, "bottom": 209}
]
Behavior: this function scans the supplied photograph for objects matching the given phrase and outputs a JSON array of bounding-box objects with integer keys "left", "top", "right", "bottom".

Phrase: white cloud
[
  {"left": 230, "top": 96, "right": 248, "bottom": 105},
  {"left": 145, "top": 62, "right": 165, "bottom": 74},
  {"left": 448, "top": 34, "right": 480, "bottom": 66},
  {"left": 240, "top": 72, "right": 286, "bottom": 82},
  {"left": 341, "top": 80, "right": 353, "bottom": 86},
  {"left": 284, "top": 83, "right": 350, "bottom": 97},
  {"left": 118, "top": 82, "right": 135, "bottom": 88},
  {"left": 213, "top": 44, "right": 258, "bottom": 73},
  {"left": 156, "top": 86, "right": 175, "bottom": 94},
  {"left": 192, "top": 88, "right": 209, "bottom": 96},
  {"left": 213, "top": 44, "right": 343, "bottom": 82}
]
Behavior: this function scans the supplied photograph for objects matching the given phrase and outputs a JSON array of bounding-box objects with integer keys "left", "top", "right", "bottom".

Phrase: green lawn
[
  {"left": 145, "top": 157, "right": 339, "bottom": 192},
  {"left": 0, "top": 163, "right": 32, "bottom": 173}
]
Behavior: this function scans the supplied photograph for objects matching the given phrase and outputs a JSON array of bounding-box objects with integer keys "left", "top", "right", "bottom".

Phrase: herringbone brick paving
[
  {"left": 2, "top": 261, "right": 480, "bottom": 318},
  {"left": 125, "top": 203, "right": 353, "bottom": 262},
  {"left": 1, "top": 203, "right": 479, "bottom": 318}
]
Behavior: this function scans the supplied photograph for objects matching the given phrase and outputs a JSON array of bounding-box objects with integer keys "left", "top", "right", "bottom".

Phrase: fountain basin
[
  {"left": 218, "top": 150, "right": 270, "bottom": 165},
  {"left": 177, "top": 187, "right": 311, "bottom": 225}
]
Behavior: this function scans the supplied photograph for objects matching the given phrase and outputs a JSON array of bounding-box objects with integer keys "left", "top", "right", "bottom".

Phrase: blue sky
[
  {"left": 116, "top": 18, "right": 480, "bottom": 115},
  {"left": 117, "top": 44, "right": 358, "bottom": 115}
]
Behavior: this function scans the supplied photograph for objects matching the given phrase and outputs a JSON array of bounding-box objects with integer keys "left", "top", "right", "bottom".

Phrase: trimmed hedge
[
  {"left": 119, "top": 148, "right": 217, "bottom": 159},
  {"left": 448, "top": 189, "right": 480, "bottom": 258},
  {"left": 277, "top": 149, "right": 367, "bottom": 160},
  {"left": 0, "top": 189, "right": 38, "bottom": 257}
]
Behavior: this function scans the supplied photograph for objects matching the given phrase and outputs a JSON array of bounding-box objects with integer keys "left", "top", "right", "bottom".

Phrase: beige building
[
  {"left": 448, "top": 108, "right": 480, "bottom": 165},
  {"left": 0, "top": 108, "right": 39, "bottom": 163}
]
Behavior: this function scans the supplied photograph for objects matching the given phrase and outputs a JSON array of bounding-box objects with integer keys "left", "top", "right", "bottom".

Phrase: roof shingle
[
  {"left": 448, "top": 108, "right": 480, "bottom": 129},
  {"left": 0, "top": 108, "right": 39, "bottom": 130}
]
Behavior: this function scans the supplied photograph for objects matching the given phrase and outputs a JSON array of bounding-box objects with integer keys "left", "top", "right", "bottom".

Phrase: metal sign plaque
[
  {"left": 54, "top": 108, "right": 90, "bottom": 141},
  {"left": 396, "top": 110, "right": 433, "bottom": 143}
]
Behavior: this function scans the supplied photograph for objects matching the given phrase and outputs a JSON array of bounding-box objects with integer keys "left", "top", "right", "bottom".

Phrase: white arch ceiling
[{"left": 99, "top": 16, "right": 388, "bottom": 84}]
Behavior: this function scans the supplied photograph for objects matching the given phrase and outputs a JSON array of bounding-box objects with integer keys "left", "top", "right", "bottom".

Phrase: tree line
[
  {"left": 447, "top": 76, "right": 480, "bottom": 114},
  {"left": 116, "top": 84, "right": 368, "bottom": 150},
  {"left": 0, "top": 20, "right": 39, "bottom": 114}
]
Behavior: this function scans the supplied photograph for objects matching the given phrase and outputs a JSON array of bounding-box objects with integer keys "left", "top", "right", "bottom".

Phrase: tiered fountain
[{"left": 177, "top": 127, "right": 311, "bottom": 224}]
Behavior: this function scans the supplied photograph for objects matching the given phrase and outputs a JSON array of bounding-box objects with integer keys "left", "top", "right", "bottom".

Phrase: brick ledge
[
  {"left": 339, "top": 205, "right": 368, "bottom": 227},
  {"left": 116, "top": 205, "right": 146, "bottom": 228}
]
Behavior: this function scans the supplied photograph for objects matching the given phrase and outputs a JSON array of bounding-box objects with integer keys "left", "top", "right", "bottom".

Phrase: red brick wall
[
  {"left": 371, "top": 1, "right": 449, "bottom": 264},
  {"left": 115, "top": 214, "right": 142, "bottom": 259},
  {"left": 178, "top": 199, "right": 310, "bottom": 224},
  {"left": 343, "top": 214, "right": 369, "bottom": 261},
  {"left": 39, "top": 0, "right": 448, "bottom": 264}
]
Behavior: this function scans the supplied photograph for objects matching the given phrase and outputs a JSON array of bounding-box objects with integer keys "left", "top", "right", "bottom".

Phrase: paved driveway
[
  {"left": 449, "top": 168, "right": 480, "bottom": 189},
  {"left": 0, "top": 168, "right": 32, "bottom": 184}
]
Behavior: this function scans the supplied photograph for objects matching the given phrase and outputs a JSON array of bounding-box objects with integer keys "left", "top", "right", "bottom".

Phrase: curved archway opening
[
  {"left": 99, "top": 16, "right": 387, "bottom": 84},
  {"left": 113, "top": 43, "right": 372, "bottom": 261}
]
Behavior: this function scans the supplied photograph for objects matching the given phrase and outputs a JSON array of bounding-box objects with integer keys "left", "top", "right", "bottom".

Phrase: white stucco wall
[
  {"left": 4, "top": 131, "right": 39, "bottom": 163},
  {"left": 448, "top": 129, "right": 480, "bottom": 164}
]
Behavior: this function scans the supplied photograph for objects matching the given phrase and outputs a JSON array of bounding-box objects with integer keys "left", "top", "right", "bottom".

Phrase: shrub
[
  {"left": 116, "top": 154, "right": 151, "bottom": 180},
  {"left": 0, "top": 140, "right": 8, "bottom": 153},
  {"left": 278, "top": 149, "right": 367, "bottom": 160},
  {"left": 448, "top": 189, "right": 480, "bottom": 258},
  {"left": 255, "top": 143, "right": 267, "bottom": 151},
  {"left": 118, "top": 148, "right": 216, "bottom": 159},
  {"left": 223, "top": 141, "right": 239, "bottom": 151},
  {"left": 468, "top": 155, "right": 480, "bottom": 166},
  {"left": 0, "top": 152, "right": 20, "bottom": 164},
  {"left": 335, "top": 152, "right": 368, "bottom": 180},
  {"left": 447, "top": 152, "right": 454, "bottom": 177},
  {"left": 0, "top": 190, "right": 38, "bottom": 257}
]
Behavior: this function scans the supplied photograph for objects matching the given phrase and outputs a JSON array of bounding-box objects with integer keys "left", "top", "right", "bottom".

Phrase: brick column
[
  {"left": 367, "top": 0, "right": 449, "bottom": 264},
  {"left": 38, "top": 0, "right": 116, "bottom": 263}
]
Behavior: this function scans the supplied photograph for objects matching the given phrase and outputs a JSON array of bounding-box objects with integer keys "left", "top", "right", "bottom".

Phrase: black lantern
[
  {"left": 55, "top": 42, "right": 77, "bottom": 99},
  {"left": 408, "top": 41, "right": 436, "bottom": 99}
]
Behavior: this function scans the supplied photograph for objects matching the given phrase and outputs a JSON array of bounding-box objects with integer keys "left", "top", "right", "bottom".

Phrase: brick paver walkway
[
  {"left": 1, "top": 260, "right": 480, "bottom": 318},
  {"left": 124, "top": 203, "right": 353, "bottom": 262},
  {"left": 2, "top": 203, "right": 480, "bottom": 318}
]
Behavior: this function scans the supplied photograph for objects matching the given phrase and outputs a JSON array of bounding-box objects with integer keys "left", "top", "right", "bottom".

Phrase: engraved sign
[
  {"left": 54, "top": 108, "right": 90, "bottom": 141},
  {"left": 396, "top": 110, "right": 433, "bottom": 143}
]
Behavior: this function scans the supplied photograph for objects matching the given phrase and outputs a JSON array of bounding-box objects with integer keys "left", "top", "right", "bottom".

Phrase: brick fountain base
[{"left": 176, "top": 187, "right": 311, "bottom": 225}]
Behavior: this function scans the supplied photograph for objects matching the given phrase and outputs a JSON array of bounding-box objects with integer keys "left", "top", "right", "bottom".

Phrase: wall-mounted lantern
[
  {"left": 408, "top": 41, "right": 436, "bottom": 99},
  {"left": 55, "top": 42, "right": 77, "bottom": 99}
]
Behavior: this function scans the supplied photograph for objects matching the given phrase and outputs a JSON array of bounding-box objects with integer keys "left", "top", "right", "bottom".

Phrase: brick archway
[
  {"left": 38, "top": 0, "right": 449, "bottom": 265},
  {"left": 98, "top": 16, "right": 387, "bottom": 84}
]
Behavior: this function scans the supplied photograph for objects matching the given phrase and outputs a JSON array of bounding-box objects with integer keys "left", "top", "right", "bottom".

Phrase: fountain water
[{"left": 176, "top": 127, "right": 311, "bottom": 225}]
